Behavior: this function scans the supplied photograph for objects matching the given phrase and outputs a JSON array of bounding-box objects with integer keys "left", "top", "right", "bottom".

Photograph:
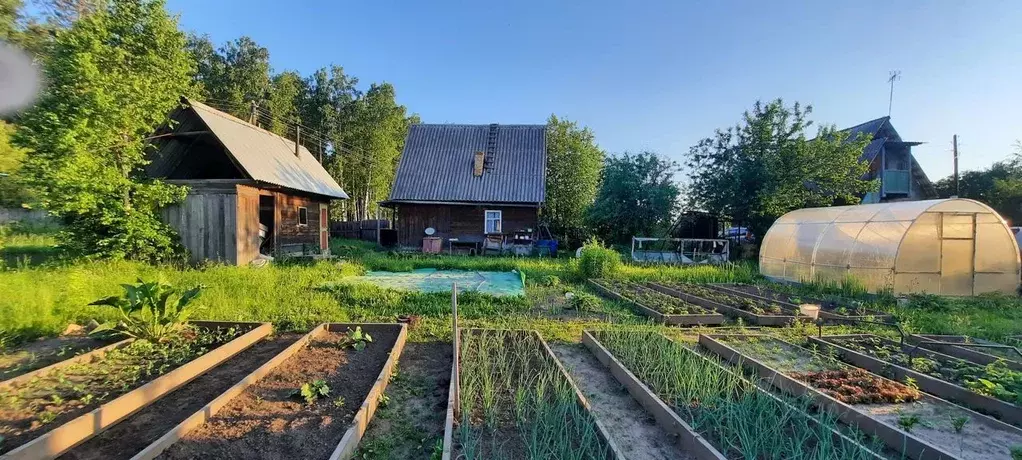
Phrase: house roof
[
  {"left": 838, "top": 116, "right": 891, "bottom": 163},
  {"left": 150, "top": 99, "right": 348, "bottom": 199},
  {"left": 386, "top": 123, "right": 547, "bottom": 204}
]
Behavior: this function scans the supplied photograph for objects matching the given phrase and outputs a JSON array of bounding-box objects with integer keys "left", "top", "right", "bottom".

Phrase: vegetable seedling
[
  {"left": 292, "top": 380, "right": 331, "bottom": 404},
  {"left": 338, "top": 327, "right": 373, "bottom": 351},
  {"left": 333, "top": 396, "right": 345, "bottom": 408},
  {"left": 951, "top": 415, "right": 969, "bottom": 433},
  {"left": 897, "top": 414, "right": 921, "bottom": 432}
]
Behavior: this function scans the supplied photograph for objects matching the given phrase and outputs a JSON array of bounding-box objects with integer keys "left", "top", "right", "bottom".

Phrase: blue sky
[{"left": 167, "top": 0, "right": 1022, "bottom": 183}]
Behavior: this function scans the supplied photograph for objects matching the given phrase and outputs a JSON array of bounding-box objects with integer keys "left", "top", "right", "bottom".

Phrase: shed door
[
  {"left": 320, "top": 204, "right": 329, "bottom": 253},
  {"left": 940, "top": 213, "right": 976, "bottom": 296}
]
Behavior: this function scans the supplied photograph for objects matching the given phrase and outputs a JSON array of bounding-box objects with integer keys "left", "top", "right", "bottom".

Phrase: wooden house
[
  {"left": 841, "top": 117, "right": 937, "bottom": 203},
  {"left": 146, "top": 99, "right": 349, "bottom": 265},
  {"left": 381, "top": 123, "right": 546, "bottom": 250}
]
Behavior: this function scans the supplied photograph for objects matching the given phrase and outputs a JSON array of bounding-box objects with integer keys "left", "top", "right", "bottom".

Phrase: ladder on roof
[{"left": 484, "top": 123, "right": 498, "bottom": 172}]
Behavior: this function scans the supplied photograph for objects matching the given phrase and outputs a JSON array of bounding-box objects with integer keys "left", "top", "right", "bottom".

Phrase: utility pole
[
  {"left": 953, "top": 134, "right": 960, "bottom": 197},
  {"left": 887, "top": 71, "right": 901, "bottom": 117},
  {"left": 249, "top": 100, "right": 258, "bottom": 125}
]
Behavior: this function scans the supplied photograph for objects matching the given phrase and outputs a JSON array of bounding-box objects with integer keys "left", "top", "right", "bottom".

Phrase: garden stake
[{"left": 452, "top": 282, "right": 460, "bottom": 419}]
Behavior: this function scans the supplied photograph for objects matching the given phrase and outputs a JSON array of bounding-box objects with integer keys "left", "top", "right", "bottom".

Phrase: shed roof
[
  {"left": 150, "top": 99, "right": 348, "bottom": 199},
  {"left": 386, "top": 123, "right": 547, "bottom": 204}
]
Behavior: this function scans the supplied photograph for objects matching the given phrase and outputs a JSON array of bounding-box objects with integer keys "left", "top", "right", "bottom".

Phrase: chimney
[
  {"left": 473, "top": 151, "right": 485, "bottom": 177},
  {"left": 294, "top": 126, "right": 301, "bottom": 157}
]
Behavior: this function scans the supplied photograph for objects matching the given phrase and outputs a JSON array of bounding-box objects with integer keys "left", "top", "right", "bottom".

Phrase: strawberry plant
[
  {"left": 660, "top": 282, "right": 784, "bottom": 315},
  {"left": 595, "top": 279, "right": 710, "bottom": 315}
]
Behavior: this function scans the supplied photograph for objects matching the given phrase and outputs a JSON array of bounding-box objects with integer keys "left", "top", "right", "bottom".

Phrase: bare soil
[
  {"left": 863, "top": 399, "right": 1022, "bottom": 460},
  {"left": 550, "top": 342, "right": 692, "bottom": 460},
  {"left": 353, "top": 342, "right": 451, "bottom": 459},
  {"left": 722, "top": 284, "right": 887, "bottom": 317},
  {"left": 0, "top": 335, "right": 113, "bottom": 381},
  {"left": 0, "top": 328, "right": 241, "bottom": 455},
  {"left": 158, "top": 327, "right": 399, "bottom": 460},
  {"left": 58, "top": 333, "right": 304, "bottom": 460}
]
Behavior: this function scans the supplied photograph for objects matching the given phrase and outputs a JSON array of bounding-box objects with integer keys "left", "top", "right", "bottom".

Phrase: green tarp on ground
[{"left": 356, "top": 268, "right": 525, "bottom": 296}]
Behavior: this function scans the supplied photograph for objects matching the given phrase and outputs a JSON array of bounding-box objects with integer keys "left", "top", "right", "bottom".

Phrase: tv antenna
[{"left": 887, "top": 70, "right": 901, "bottom": 117}]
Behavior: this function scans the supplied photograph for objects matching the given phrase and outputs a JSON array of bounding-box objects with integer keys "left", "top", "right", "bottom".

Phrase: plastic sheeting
[{"left": 760, "top": 199, "right": 1021, "bottom": 296}]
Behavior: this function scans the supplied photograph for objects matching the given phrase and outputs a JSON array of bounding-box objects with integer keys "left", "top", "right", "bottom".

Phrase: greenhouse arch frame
[{"left": 759, "top": 199, "right": 1021, "bottom": 296}]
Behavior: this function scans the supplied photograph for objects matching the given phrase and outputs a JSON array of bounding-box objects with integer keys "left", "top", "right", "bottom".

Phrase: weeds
[{"left": 89, "top": 279, "right": 202, "bottom": 342}]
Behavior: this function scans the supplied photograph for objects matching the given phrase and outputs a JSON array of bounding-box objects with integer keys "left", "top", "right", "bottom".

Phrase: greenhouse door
[{"left": 940, "top": 213, "right": 976, "bottom": 296}]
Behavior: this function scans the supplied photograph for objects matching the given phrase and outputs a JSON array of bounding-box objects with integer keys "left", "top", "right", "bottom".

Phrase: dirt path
[
  {"left": 550, "top": 343, "right": 692, "bottom": 460},
  {"left": 353, "top": 342, "right": 451, "bottom": 460}
]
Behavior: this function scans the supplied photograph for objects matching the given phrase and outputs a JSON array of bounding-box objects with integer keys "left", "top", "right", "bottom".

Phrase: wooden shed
[
  {"left": 146, "top": 99, "right": 349, "bottom": 265},
  {"left": 381, "top": 123, "right": 546, "bottom": 250}
]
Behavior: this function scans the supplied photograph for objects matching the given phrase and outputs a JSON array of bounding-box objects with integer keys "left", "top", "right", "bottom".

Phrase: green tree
[
  {"left": 935, "top": 143, "right": 1022, "bottom": 225},
  {"left": 686, "top": 99, "right": 875, "bottom": 237},
  {"left": 0, "top": 121, "right": 33, "bottom": 207},
  {"left": 586, "top": 152, "right": 680, "bottom": 244},
  {"left": 336, "top": 83, "right": 415, "bottom": 220},
  {"left": 186, "top": 34, "right": 270, "bottom": 121},
  {"left": 265, "top": 71, "right": 306, "bottom": 138},
  {"left": 544, "top": 115, "right": 604, "bottom": 244},
  {"left": 15, "top": 0, "right": 194, "bottom": 261},
  {"left": 0, "top": 0, "right": 20, "bottom": 40}
]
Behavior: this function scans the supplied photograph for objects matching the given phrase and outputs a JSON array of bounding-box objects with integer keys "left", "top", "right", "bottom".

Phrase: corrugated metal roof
[
  {"left": 841, "top": 116, "right": 889, "bottom": 142},
  {"left": 185, "top": 99, "right": 348, "bottom": 199},
  {"left": 387, "top": 124, "right": 546, "bottom": 204}
]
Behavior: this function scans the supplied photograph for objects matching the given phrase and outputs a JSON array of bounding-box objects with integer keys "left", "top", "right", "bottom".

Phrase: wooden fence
[{"left": 331, "top": 219, "right": 390, "bottom": 242}]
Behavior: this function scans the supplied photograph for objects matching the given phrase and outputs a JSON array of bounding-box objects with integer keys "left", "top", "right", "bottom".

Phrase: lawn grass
[
  {"left": 4, "top": 234, "right": 1022, "bottom": 348},
  {"left": 0, "top": 223, "right": 61, "bottom": 267}
]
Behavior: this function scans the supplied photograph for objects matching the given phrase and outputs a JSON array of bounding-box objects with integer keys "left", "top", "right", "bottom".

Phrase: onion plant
[
  {"left": 456, "top": 329, "right": 611, "bottom": 459},
  {"left": 593, "top": 330, "right": 887, "bottom": 459}
]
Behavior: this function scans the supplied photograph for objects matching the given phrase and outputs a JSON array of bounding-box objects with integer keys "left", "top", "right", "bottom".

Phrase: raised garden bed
[
  {"left": 710, "top": 283, "right": 892, "bottom": 322},
  {"left": 587, "top": 329, "right": 888, "bottom": 459},
  {"left": 445, "top": 329, "right": 623, "bottom": 459},
  {"left": 646, "top": 282, "right": 799, "bottom": 326},
  {"left": 907, "top": 335, "right": 1022, "bottom": 371},
  {"left": 701, "top": 333, "right": 1022, "bottom": 460},
  {"left": 0, "top": 321, "right": 270, "bottom": 460},
  {"left": 59, "top": 332, "right": 306, "bottom": 460},
  {"left": 151, "top": 323, "right": 406, "bottom": 460},
  {"left": 0, "top": 335, "right": 122, "bottom": 384},
  {"left": 588, "top": 279, "right": 724, "bottom": 326},
  {"left": 811, "top": 334, "right": 1022, "bottom": 428}
]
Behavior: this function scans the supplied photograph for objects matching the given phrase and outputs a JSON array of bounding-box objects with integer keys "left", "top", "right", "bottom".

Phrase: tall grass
[{"left": 592, "top": 330, "right": 886, "bottom": 459}]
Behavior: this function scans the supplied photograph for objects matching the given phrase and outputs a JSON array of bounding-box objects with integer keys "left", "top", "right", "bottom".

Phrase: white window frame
[
  {"left": 297, "top": 206, "right": 308, "bottom": 227},
  {"left": 484, "top": 210, "right": 502, "bottom": 234}
]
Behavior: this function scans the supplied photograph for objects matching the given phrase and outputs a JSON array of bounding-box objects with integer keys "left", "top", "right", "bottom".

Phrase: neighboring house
[
  {"left": 146, "top": 98, "right": 348, "bottom": 265},
  {"left": 841, "top": 116, "right": 937, "bottom": 203},
  {"left": 381, "top": 123, "right": 547, "bottom": 249}
]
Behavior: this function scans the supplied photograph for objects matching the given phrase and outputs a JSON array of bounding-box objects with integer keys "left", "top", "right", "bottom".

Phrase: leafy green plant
[
  {"left": 378, "top": 393, "right": 391, "bottom": 407},
  {"left": 38, "top": 410, "right": 58, "bottom": 424},
  {"left": 1012, "top": 445, "right": 1022, "bottom": 460},
  {"left": 293, "top": 380, "right": 331, "bottom": 404},
  {"left": 897, "top": 414, "right": 921, "bottom": 432},
  {"left": 578, "top": 238, "right": 620, "bottom": 279},
  {"left": 89, "top": 279, "right": 202, "bottom": 342},
  {"left": 569, "top": 292, "right": 601, "bottom": 312},
  {"left": 338, "top": 327, "right": 373, "bottom": 351},
  {"left": 951, "top": 415, "right": 969, "bottom": 433},
  {"left": 333, "top": 396, "right": 346, "bottom": 408}
]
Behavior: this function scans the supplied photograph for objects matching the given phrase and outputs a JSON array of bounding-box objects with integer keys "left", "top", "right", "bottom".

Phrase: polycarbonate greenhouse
[{"left": 760, "top": 199, "right": 1021, "bottom": 296}]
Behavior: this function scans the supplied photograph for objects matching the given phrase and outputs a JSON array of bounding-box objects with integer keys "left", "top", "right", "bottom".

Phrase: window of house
[
  {"left": 298, "top": 206, "right": 308, "bottom": 227},
  {"left": 484, "top": 210, "right": 502, "bottom": 234}
]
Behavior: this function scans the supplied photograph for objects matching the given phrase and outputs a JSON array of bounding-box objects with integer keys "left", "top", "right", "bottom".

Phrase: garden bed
[
  {"left": 587, "top": 329, "right": 888, "bottom": 459},
  {"left": 445, "top": 329, "right": 623, "bottom": 459},
  {"left": 59, "top": 332, "right": 306, "bottom": 460},
  {"left": 588, "top": 279, "right": 724, "bottom": 326},
  {"left": 701, "top": 333, "right": 1022, "bottom": 460},
  {"left": 152, "top": 323, "right": 406, "bottom": 460},
  {"left": 0, "top": 335, "right": 123, "bottom": 384},
  {"left": 811, "top": 334, "right": 1022, "bottom": 427},
  {"left": 907, "top": 334, "right": 1022, "bottom": 371},
  {"left": 0, "top": 321, "right": 269, "bottom": 459},
  {"left": 710, "top": 283, "right": 892, "bottom": 322},
  {"left": 646, "top": 282, "right": 799, "bottom": 326}
]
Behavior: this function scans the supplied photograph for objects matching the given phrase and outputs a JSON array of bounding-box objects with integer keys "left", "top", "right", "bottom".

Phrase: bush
[
  {"left": 569, "top": 292, "right": 601, "bottom": 312},
  {"left": 577, "top": 238, "right": 621, "bottom": 279}
]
